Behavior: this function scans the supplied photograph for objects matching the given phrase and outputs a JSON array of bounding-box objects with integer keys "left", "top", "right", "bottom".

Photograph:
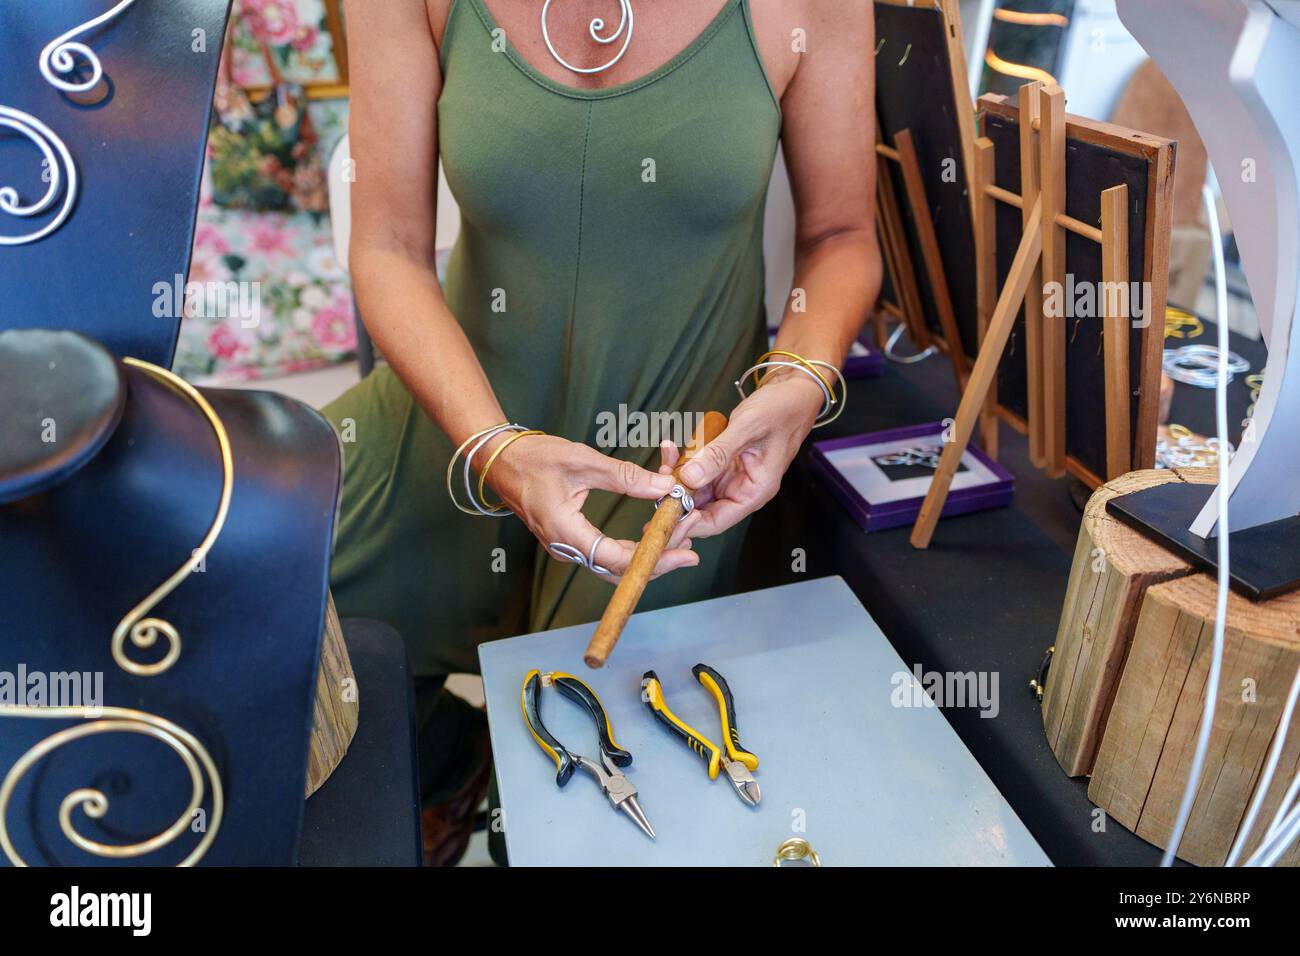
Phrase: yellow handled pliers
[
  {"left": 521, "top": 669, "right": 655, "bottom": 839},
  {"left": 640, "top": 664, "right": 761, "bottom": 807}
]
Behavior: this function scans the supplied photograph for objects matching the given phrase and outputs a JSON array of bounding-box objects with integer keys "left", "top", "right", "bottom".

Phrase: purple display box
[
  {"left": 768, "top": 329, "right": 885, "bottom": 378},
  {"left": 809, "top": 422, "right": 1015, "bottom": 533}
]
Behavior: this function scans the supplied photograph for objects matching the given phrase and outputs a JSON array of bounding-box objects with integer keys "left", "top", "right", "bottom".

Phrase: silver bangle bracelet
[
  {"left": 735, "top": 361, "right": 833, "bottom": 418},
  {"left": 734, "top": 358, "right": 848, "bottom": 429},
  {"left": 463, "top": 423, "right": 529, "bottom": 516}
]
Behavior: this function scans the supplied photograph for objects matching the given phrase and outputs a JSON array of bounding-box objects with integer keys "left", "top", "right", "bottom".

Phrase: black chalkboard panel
[
  {"left": 874, "top": 0, "right": 979, "bottom": 359},
  {"left": 981, "top": 97, "right": 1173, "bottom": 484}
]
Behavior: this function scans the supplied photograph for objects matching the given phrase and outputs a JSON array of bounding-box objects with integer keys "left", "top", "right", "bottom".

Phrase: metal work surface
[{"left": 481, "top": 576, "right": 1050, "bottom": 866}]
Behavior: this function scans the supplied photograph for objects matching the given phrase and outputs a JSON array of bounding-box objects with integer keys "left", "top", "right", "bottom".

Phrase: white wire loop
[
  {"left": 540, "top": 0, "right": 634, "bottom": 75},
  {"left": 0, "top": 106, "right": 78, "bottom": 246},
  {"left": 1161, "top": 184, "right": 1233, "bottom": 867},
  {"left": 39, "top": 0, "right": 141, "bottom": 93},
  {"left": 883, "top": 322, "right": 938, "bottom": 364}
]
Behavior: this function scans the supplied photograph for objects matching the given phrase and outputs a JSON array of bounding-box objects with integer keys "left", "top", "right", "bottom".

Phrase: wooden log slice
[
  {"left": 306, "top": 593, "right": 360, "bottom": 797},
  {"left": 1043, "top": 467, "right": 1215, "bottom": 775},
  {"left": 1089, "top": 573, "right": 1300, "bottom": 866}
]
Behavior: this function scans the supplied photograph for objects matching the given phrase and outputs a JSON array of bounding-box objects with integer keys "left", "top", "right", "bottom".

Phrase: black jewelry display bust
[
  {"left": 0, "top": 1, "right": 232, "bottom": 367},
  {"left": 0, "top": 329, "right": 342, "bottom": 866}
]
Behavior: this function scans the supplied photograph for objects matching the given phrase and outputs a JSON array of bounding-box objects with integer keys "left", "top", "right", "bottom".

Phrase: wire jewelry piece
[
  {"left": 447, "top": 422, "right": 526, "bottom": 516},
  {"left": 654, "top": 483, "right": 695, "bottom": 520},
  {"left": 0, "top": 105, "right": 79, "bottom": 246},
  {"left": 113, "top": 358, "right": 233, "bottom": 678},
  {"left": 772, "top": 837, "right": 821, "bottom": 867},
  {"left": 541, "top": 0, "right": 634, "bottom": 75},
  {"left": 548, "top": 535, "right": 612, "bottom": 576},
  {"left": 39, "top": 0, "right": 141, "bottom": 93},
  {"left": 875, "top": 446, "right": 944, "bottom": 470},
  {"left": 736, "top": 349, "right": 848, "bottom": 428},
  {"left": 0, "top": 704, "right": 224, "bottom": 867}
]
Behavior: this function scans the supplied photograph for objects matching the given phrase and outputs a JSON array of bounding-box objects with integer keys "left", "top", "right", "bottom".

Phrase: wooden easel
[
  {"left": 876, "top": 130, "right": 971, "bottom": 393},
  {"left": 910, "top": 81, "right": 1134, "bottom": 549}
]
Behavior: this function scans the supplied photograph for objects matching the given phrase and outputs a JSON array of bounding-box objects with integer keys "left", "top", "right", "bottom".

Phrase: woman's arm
[
  {"left": 345, "top": 0, "right": 501, "bottom": 448},
  {"left": 343, "top": 0, "right": 693, "bottom": 579},
  {"left": 675, "top": 0, "right": 881, "bottom": 534}
]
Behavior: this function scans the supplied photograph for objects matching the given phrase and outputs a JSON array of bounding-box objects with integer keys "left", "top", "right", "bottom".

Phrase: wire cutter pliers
[
  {"left": 640, "top": 664, "right": 761, "bottom": 807},
  {"left": 521, "top": 669, "right": 655, "bottom": 839}
]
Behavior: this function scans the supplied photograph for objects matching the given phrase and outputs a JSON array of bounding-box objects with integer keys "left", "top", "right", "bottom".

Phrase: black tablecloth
[
  {"left": 298, "top": 619, "right": 422, "bottom": 867},
  {"left": 737, "top": 320, "right": 1265, "bottom": 866}
]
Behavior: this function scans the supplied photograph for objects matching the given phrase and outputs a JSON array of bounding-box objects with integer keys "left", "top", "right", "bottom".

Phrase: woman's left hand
[{"left": 660, "top": 370, "right": 829, "bottom": 540}]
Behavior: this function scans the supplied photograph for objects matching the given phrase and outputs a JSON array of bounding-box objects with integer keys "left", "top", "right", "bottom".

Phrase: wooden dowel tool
[{"left": 583, "top": 410, "right": 728, "bottom": 669}]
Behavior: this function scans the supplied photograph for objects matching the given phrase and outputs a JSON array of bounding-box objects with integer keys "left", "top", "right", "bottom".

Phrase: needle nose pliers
[
  {"left": 640, "top": 664, "right": 761, "bottom": 807},
  {"left": 521, "top": 669, "right": 656, "bottom": 839}
]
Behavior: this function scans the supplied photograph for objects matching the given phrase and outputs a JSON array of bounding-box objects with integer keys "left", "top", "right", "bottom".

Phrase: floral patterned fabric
[
  {"left": 174, "top": 71, "right": 356, "bottom": 382},
  {"left": 227, "top": 0, "right": 344, "bottom": 88}
]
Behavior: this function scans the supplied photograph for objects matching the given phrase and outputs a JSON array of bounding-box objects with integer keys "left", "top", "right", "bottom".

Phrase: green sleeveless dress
[{"left": 325, "top": 0, "right": 781, "bottom": 679}]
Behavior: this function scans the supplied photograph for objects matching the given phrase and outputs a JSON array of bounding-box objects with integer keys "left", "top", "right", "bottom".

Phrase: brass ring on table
[
  {"left": 1164, "top": 306, "right": 1204, "bottom": 340},
  {"left": 477, "top": 430, "right": 544, "bottom": 512},
  {"left": 114, "top": 358, "right": 233, "bottom": 677},
  {"left": 773, "top": 837, "right": 821, "bottom": 867}
]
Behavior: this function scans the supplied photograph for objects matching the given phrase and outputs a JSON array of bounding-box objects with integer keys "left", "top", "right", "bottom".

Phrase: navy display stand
[
  {"left": 0, "top": 1, "right": 231, "bottom": 366},
  {"left": 1, "top": 4, "right": 422, "bottom": 866}
]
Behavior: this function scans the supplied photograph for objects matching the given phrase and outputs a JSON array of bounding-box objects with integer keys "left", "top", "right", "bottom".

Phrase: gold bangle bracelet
[
  {"left": 476, "top": 430, "right": 544, "bottom": 512},
  {"left": 754, "top": 349, "right": 835, "bottom": 394}
]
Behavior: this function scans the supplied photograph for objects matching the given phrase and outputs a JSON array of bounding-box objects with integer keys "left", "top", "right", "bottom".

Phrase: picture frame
[{"left": 810, "top": 422, "right": 1014, "bottom": 533}]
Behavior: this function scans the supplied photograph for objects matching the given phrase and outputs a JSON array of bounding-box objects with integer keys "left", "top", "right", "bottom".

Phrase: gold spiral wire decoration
[
  {"left": 0, "top": 705, "right": 224, "bottom": 867},
  {"left": 112, "top": 358, "right": 233, "bottom": 677}
]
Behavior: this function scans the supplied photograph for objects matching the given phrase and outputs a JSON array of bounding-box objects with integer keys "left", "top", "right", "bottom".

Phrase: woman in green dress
[{"left": 333, "top": 0, "right": 880, "bottom": 862}]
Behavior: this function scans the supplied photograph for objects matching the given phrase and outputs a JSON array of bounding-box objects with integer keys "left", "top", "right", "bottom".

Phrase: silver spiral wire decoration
[
  {"left": 39, "top": 0, "right": 141, "bottom": 93},
  {"left": 0, "top": 106, "right": 78, "bottom": 247},
  {"left": 541, "top": 0, "right": 634, "bottom": 75},
  {"left": 0, "top": 705, "right": 224, "bottom": 867}
]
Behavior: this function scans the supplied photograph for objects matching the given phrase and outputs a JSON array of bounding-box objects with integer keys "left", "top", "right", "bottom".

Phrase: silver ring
[
  {"left": 654, "top": 484, "right": 694, "bottom": 520},
  {"left": 547, "top": 538, "right": 611, "bottom": 576}
]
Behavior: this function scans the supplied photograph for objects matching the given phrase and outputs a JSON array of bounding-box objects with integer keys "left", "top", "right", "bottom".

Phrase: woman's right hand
[{"left": 478, "top": 434, "right": 701, "bottom": 583}]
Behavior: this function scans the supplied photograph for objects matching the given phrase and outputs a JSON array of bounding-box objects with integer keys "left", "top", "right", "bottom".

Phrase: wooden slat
[
  {"left": 911, "top": 199, "right": 1043, "bottom": 549},
  {"left": 1100, "top": 184, "right": 1132, "bottom": 479},
  {"left": 1037, "top": 85, "right": 1068, "bottom": 477},
  {"left": 1018, "top": 81, "right": 1045, "bottom": 468},
  {"left": 974, "top": 136, "right": 1000, "bottom": 458},
  {"left": 895, "top": 127, "right": 970, "bottom": 389},
  {"left": 876, "top": 159, "right": 932, "bottom": 350}
]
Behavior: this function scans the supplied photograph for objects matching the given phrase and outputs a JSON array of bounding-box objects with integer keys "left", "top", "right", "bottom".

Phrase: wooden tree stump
[
  {"left": 1089, "top": 573, "right": 1300, "bottom": 866},
  {"left": 306, "top": 593, "right": 360, "bottom": 797},
  {"left": 1042, "top": 467, "right": 1214, "bottom": 775}
]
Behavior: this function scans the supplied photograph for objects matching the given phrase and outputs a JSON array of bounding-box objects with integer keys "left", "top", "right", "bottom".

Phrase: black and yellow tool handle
[
  {"left": 693, "top": 663, "right": 759, "bottom": 771},
  {"left": 551, "top": 671, "right": 633, "bottom": 768},
  {"left": 641, "top": 670, "right": 722, "bottom": 779},
  {"left": 521, "top": 669, "right": 577, "bottom": 787}
]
